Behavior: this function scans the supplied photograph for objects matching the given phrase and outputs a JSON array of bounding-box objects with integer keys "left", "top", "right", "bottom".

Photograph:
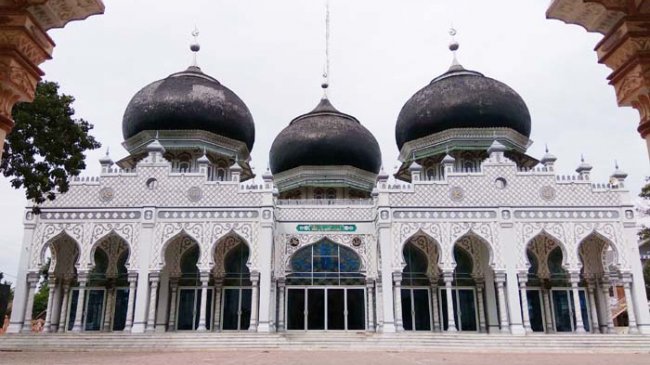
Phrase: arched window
[
  {"left": 326, "top": 188, "right": 337, "bottom": 200},
  {"left": 288, "top": 240, "right": 363, "bottom": 285},
  {"left": 180, "top": 245, "right": 199, "bottom": 280},
  {"left": 402, "top": 243, "right": 429, "bottom": 286},
  {"left": 313, "top": 188, "right": 324, "bottom": 199},
  {"left": 548, "top": 246, "right": 567, "bottom": 284}
]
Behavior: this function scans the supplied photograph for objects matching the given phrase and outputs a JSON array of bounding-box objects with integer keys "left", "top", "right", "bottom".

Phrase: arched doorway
[
  {"left": 400, "top": 234, "right": 440, "bottom": 332},
  {"left": 285, "top": 239, "right": 366, "bottom": 331},
  {"left": 214, "top": 237, "right": 253, "bottom": 331},
  {"left": 525, "top": 234, "right": 590, "bottom": 333}
]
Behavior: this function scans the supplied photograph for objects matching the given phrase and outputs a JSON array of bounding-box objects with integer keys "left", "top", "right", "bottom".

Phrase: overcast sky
[{"left": 1, "top": 0, "right": 648, "bottom": 282}]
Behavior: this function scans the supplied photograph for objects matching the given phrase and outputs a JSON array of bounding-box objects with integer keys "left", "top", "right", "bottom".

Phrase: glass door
[
  {"left": 112, "top": 288, "right": 129, "bottom": 331},
  {"left": 551, "top": 289, "right": 573, "bottom": 332},
  {"left": 286, "top": 287, "right": 366, "bottom": 331},
  {"left": 401, "top": 288, "right": 432, "bottom": 331},
  {"left": 67, "top": 289, "right": 80, "bottom": 331},
  {"left": 222, "top": 287, "right": 251, "bottom": 330},
  {"left": 176, "top": 287, "right": 213, "bottom": 331},
  {"left": 83, "top": 288, "right": 106, "bottom": 331},
  {"left": 525, "top": 289, "right": 545, "bottom": 332},
  {"left": 439, "top": 287, "right": 478, "bottom": 332}
]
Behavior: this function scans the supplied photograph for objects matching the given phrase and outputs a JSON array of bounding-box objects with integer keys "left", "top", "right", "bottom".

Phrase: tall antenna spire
[
  {"left": 190, "top": 26, "right": 201, "bottom": 67},
  {"left": 321, "top": 0, "right": 331, "bottom": 97}
]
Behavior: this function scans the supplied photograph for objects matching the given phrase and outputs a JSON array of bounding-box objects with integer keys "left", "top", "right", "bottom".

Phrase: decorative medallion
[
  {"left": 380, "top": 210, "right": 389, "bottom": 220},
  {"left": 501, "top": 210, "right": 511, "bottom": 220},
  {"left": 289, "top": 237, "right": 300, "bottom": 247},
  {"left": 352, "top": 237, "right": 362, "bottom": 247},
  {"left": 263, "top": 210, "right": 272, "bottom": 220},
  {"left": 187, "top": 186, "right": 203, "bottom": 202},
  {"left": 449, "top": 186, "right": 464, "bottom": 202},
  {"left": 625, "top": 210, "right": 634, "bottom": 220},
  {"left": 99, "top": 187, "right": 115, "bottom": 202},
  {"left": 540, "top": 185, "right": 556, "bottom": 201}
]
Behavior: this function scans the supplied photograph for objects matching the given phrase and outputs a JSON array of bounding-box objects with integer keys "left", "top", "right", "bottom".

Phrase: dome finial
[
  {"left": 190, "top": 26, "right": 201, "bottom": 67},
  {"left": 448, "top": 26, "right": 462, "bottom": 71},
  {"left": 321, "top": 0, "right": 331, "bottom": 98}
]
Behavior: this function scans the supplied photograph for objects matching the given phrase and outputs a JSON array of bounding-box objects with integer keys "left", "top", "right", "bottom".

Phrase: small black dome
[
  {"left": 270, "top": 98, "right": 382, "bottom": 175},
  {"left": 122, "top": 66, "right": 255, "bottom": 151},
  {"left": 395, "top": 66, "right": 531, "bottom": 150}
]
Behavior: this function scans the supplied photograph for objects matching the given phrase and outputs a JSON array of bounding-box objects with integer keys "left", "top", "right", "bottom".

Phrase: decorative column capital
[
  {"left": 148, "top": 272, "right": 160, "bottom": 284},
  {"left": 276, "top": 277, "right": 286, "bottom": 288},
  {"left": 365, "top": 278, "right": 375, "bottom": 288},
  {"left": 569, "top": 271, "right": 582, "bottom": 285},
  {"left": 494, "top": 270, "right": 507, "bottom": 284},
  {"left": 26, "top": 271, "right": 39, "bottom": 284},
  {"left": 442, "top": 271, "right": 454, "bottom": 283},
  {"left": 392, "top": 272, "right": 403, "bottom": 284}
]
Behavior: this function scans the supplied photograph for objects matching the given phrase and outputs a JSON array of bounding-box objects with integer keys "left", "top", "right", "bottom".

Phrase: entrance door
[
  {"left": 222, "top": 287, "right": 252, "bottom": 330},
  {"left": 84, "top": 289, "right": 106, "bottom": 331},
  {"left": 440, "top": 287, "right": 478, "bottom": 332},
  {"left": 551, "top": 289, "right": 591, "bottom": 332},
  {"left": 401, "top": 288, "right": 431, "bottom": 331},
  {"left": 526, "top": 289, "right": 545, "bottom": 332},
  {"left": 176, "top": 288, "right": 213, "bottom": 331},
  {"left": 112, "top": 288, "right": 129, "bottom": 331},
  {"left": 286, "top": 287, "right": 366, "bottom": 331}
]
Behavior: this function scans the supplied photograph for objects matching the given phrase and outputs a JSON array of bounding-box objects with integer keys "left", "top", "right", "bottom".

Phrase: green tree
[
  {"left": 32, "top": 258, "right": 51, "bottom": 318},
  {"left": 1, "top": 81, "right": 101, "bottom": 212}
]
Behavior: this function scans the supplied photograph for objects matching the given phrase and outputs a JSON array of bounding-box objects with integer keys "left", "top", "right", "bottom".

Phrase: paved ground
[{"left": 1, "top": 350, "right": 649, "bottom": 365}]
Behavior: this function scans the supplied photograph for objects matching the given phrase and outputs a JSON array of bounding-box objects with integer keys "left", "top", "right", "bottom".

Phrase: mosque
[{"left": 6, "top": 24, "right": 650, "bottom": 338}]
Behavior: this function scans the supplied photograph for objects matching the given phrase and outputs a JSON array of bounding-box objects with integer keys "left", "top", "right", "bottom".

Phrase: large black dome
[
  {"left": 270, "top": 97, "right": 382, "bottom": 175},
  {"left": 395, "top": 66, "right": 531, "bottom": 150},
  {"left": 122, "top": 66, "right": 255, "bottom": 151}
]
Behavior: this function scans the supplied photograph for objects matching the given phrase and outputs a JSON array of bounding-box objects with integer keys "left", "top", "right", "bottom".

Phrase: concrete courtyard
[{"left": 1, "top": 350, "right": 649, "bottom": 365}]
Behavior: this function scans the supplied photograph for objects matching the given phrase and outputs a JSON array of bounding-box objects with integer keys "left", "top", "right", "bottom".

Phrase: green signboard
[{"left": 296, "top": 224, "right": 357, "bottom": 232}]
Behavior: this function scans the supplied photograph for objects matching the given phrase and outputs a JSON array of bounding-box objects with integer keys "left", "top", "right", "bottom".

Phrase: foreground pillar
[
  {"left": 58, "top": 280, "right": 71, "bottom": 332},
  {"left": 145, "top": 274, "right": 159, "bottom": 332},
  {"left": 213, "top": 278, "right": 224, "bottom": 331},
  {"left": 21, "top": 272, "right": 39, "bottom": 333},
  {"left": 124, "top": 273, "right": 137, "bottom": 332},
  {"left": 443, "top": 271, "right": 457, "bottom": 332},
  {"left": 72, "top": 273, "right": 88, "bottom": 332},
  {"left": 495, "top": 272, "right": 510, "bottom": 333},
  {"left": 622, "top": 273, "right": 639, "bottom": 334},
  {"left": 392, "top": 272, "right": 404, "bottom": 332},
  {"left": 43, "top": 278, "right": 57, "bottom": 333},
  {"left": 248, "top": 271, "right": 260, "bottom": 331},
  {"left": 569, "top": 272, "right": 587, "bottom": 333},
  {"left": 0, "top": 1, "right": 105, "bottom": 158},
  {"left": 517, "top": 274, "right": 531, "bottom": 333}
]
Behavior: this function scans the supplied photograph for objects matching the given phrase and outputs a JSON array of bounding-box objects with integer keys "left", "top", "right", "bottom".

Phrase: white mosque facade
[{"left": 6, "top": 46, "right": 650, "bottom": 337}]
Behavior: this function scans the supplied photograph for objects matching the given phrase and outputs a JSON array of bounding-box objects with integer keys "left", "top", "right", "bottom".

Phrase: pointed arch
[
  {"left": 577, "top": 231, "right": 620, "bottom": 277},
  {"left": 401, "top": 230, "right": 442, "bottom": 278},
  {"left": 40, "top": 231, "right": 81, "bottom": 277},
  {"left": 88, "top": 233, "right": 131, "bottom": 277},
  {"left": 286, "top": 237, "right": 365, "bottom": 274},
  {"left": 452, "top": 233, "right": 495, "bottom": 276},
  {"left": 211, "top": 232, "right": 252, "bottom": 275},
  {"left": 525, "top": 232, "right": 568, "bottom": 278},
  {"left": 159, "top": 230, "right": 201, "bottom": 272}
]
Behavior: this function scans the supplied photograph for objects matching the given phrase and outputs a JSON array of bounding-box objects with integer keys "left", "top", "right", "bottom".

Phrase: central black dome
[
  {"left": 122, "top": 66, "right": 255, "bottom": 151},
  {"left": 270, "top": 97, "right": 382, "bottom": 175},
  {"left": 395, "top": 65, "right": 531, "bottom": 150}
]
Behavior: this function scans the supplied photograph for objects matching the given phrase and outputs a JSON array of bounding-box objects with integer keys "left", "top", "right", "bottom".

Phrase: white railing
[{"left": 276, "top": 198, "right": 374, "bottom": 206}]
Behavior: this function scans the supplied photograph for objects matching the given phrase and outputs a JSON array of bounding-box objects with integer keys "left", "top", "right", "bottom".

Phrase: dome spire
[
  {"left": 448, "top": 27, "right": 465, "bottom": 72},
  {"left": 321, "top": 0, "right": 331, "bottom": 98},
  {"left": 190, "top": 26, "right": 201, "bottom": 68}
]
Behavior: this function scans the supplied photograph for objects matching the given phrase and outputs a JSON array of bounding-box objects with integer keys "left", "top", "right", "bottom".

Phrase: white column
[
  {"left": 586, "top": 280, "right": 600, "bottom": 334},
  {"left": 155, "top": 271, "right": 170, "bottom": 332},
  {"left": 72, "top": 274, "right": 88, "bottom": 333},
  {"left": 124, "top": 273, "right": 137, "bottom": 332},
  {"left": 103, "top": 287, "right": 115, "bottom": 332},
  {"left": 167, "top": 278, "right": 179, "bottom": 331},
  {"left": 542, "top": 288, "right": 554, "bottom": 333},
  {"left": 483, "top": 269, "right": 499, "bottom": 333},
  {"left": 443, "top": 271, "right": 457, "bottom": 332},
  {"left": 145, "top": 274, "right": 159, "bottom": 332},
  {"left": 248, "top": 272, "right": 260, "bottom": 332},
  {"left": 378, "top": 220, "right": 396, "bottom": 332},
  {"left": 50, "top": 280, "right": 62, "bottom": 331},
  {"left": 430, "top": 281, "right": 440, "bottom": 332},
  {"left": 132, "top": 213, "right": 155, "bottom": 334},
  {"left": 8, "top": 220, "right": 36, "bottom": 334},
  {"left": 257, "top": 217, "right": 274, "bottom": 332},
  {"left": 213, "top": 278, "right": 223, "bottom": 331},
  {"left": 20, "top": 273, "right": 39, "bottom": 333},
  {"left": 392, "top": 272, "right": 404, "bottom": 332},
  {"left": 622, "top": 273, "right": 639, "bottom": 334},
  {"left": 366, "top": 279, "right": 375, "bottom": 332},
  {"left": 476, "top": 280, "right": 487, "bottom": 333},
  {"left": 58, "top": 280, "right": 71, "bottom": 332},
  {"left": 197, "top": 272, "right": 209, "bottom": 331},
  {"left": 43, "top": 278, "right": 57, "bottom": 333},
  {"left": 499, "top": 219, "right": 525, "bottom": 335},
  {"left": 569, "top": 273, "right": 587, "bottom": 333},
  {"left": 277, "top": 278, "right": 286, "bottom": 332},
  {"left": 623, "top": 224, "right": 650, "bottom": 334},
  {"left": 518, "top": 274, "right": 531, "bottom": 333},
  {"left": 600, "top": 277, "right": 614, "bottom": 334},
  {"left": 495, "top": 272, "right": 509, "bottom": 333}
]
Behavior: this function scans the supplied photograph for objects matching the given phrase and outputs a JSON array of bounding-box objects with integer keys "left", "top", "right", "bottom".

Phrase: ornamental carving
[
  {"left": 449, "top": 186, "right": 464, "bottom": 202},
  {"left": 539, "top": 185, "right": 556, "bottom": 201},
  {"left": 187, "top": 186, "right": 203, "bottom": 202},
  {"left": 99, "top": 187, "right": 114, "bottom": 202}
]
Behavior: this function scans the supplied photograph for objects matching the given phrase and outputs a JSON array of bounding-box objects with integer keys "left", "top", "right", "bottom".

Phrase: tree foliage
[
  {"left": 638, "top": 180, "right": 650, "bottom": 241},
  {"left": 1, "top": 81, "right": 101, "bottom": 212}
]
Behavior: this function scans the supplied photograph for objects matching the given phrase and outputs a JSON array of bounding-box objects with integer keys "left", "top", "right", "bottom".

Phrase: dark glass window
[
  {"left": 402, "top": 243, "right": 429, "bottom": 286},
  {"left": 224, "top": 243, "right": 251, "bottom": 286}
]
